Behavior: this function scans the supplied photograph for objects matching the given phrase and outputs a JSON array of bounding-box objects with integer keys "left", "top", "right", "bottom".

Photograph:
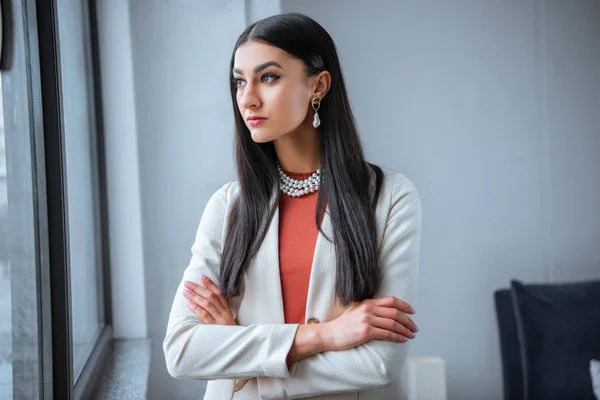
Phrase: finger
[
  {"left": 200, "top": 276, "right": 228, "bottom": 309},
  {"left": 187, "top": 302, "right": 216, "bottom": 324},
  {"left": 372, "top": 306, "right": 419, "bottom": 333},
  {"left": 370, "top": 314, "right": 416, "bottom": 340},
  {"left": 183, "top": 288, "right": 222, "bottom": 321},
  {"left": 184, "top": 280, "right": 212, "bottom": 297},
  {"left": 366, "top": 326, "right": 408, "bottom": 343},
  {"left": 185, "top": 281, "right": 215, "bottom": 302},
  {"left": 184, "top": 281, "right": 225, "bottom": 312},
  {"left": 370, "top": 296, "right": 415, "bottom": 314}
]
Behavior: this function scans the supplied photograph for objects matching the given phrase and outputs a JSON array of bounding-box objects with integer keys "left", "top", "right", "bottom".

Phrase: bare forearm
[{"left": 287, "top": 324, "right": 329, "bottom": 363}]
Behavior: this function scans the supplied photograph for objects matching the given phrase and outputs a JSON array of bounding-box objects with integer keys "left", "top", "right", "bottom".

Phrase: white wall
[
  {"left": 96, "top": 0, "right": 148, "bottom": 341},
  {"left": 282, "top": 1, "right": 600, "bottom": 399}
]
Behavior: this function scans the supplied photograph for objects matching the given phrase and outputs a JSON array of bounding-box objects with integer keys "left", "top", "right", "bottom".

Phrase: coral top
[{"left": 278, "top": 171, "right": 321, "bottom": 326}]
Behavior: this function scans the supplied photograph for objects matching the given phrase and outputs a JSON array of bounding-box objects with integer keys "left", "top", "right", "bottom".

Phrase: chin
[{"left": 249, "top": 129, "right": 277, "bottom": 143}]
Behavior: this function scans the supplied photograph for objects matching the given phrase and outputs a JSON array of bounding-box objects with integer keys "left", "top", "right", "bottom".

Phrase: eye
[
  {"left": 261, "top": 73, "right": 280, "bottom": 84},
  {"left": 232, "top": 78, "right": 246, "bottom": 88}
]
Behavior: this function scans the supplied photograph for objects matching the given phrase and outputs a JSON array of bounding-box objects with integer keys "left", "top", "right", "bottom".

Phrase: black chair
[
  {"left": 494, "top": 280, "right": 600, "bottom": 400},
  {"left": 494, "top": 289, "right": 524, "bottom": 400}
]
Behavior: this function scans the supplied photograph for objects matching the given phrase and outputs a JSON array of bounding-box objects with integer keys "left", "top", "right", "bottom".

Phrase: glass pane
[
  {"left": 0, "top": 1, "right": 45, "bottom": 395},
  {"left": 56, "top": 0, "right": 105, "bottom": 380},
  {"left": 0, "top": 76, "right": 11, "bottom": 400}
]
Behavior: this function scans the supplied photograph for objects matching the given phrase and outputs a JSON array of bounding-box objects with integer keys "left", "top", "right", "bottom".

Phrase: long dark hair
[{"left": 220, "top": 12, "right": 384, "bottom": 306}]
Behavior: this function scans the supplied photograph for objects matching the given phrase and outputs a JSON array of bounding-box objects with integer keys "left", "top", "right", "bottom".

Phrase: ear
[{"left": 311, "top": 70, "right": 331, "bottom": 101}]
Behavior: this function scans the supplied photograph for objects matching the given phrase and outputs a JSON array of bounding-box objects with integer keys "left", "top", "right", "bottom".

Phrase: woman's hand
[
  {"left": 183, "top": 276, "right": 237, "bottom": 326},
  {"left": 321, "top": 296, "right": 418, "bottom": 352}
]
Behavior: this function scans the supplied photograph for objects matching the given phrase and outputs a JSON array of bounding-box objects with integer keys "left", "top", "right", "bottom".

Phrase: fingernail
[
  {"left": 183, "top": 289, "right": 192, "bottom": 296},
  {"left": 410, "top": 306, "right": 416, "bottom": 314},
  {"left": 410, "top": 332, "right": 416, "bottom": 339},
  {"left": 415, "top": 325, "right": 419, "bottom": 332},
  {"left": 184, "top": 281, "right": 192, "bottom": 287},
  {"left": 186, "top": 302, "right": 195, "bottom": 311},
  {"left": 201, "top": 275, "right": 208, "bottom": 281}
]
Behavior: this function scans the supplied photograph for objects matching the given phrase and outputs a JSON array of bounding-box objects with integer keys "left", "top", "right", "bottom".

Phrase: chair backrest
[{"left": 494, "top": 289, "right": 524, "bottom": 400}]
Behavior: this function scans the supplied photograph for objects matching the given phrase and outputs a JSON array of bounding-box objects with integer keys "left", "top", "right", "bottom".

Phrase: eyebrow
[{"left": 232, "top": 61, "right": 284, "bottom": 76}]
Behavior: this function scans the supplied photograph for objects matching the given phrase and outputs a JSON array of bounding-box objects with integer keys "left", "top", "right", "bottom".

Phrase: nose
[{"left": 238, "top": 83, "right": 261, "bottom": 111}]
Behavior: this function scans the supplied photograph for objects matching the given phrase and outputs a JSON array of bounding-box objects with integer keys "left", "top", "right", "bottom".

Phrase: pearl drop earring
[{"left": 312, "top": 97, "right": 321, "bottom": 128}]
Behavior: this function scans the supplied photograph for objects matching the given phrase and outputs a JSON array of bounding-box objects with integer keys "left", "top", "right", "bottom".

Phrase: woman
[{"left": 163, "top": 12, "right": 422, "bottom": 400}]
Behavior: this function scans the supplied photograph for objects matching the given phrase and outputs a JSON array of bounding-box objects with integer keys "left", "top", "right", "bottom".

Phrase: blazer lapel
[
  {"left": 262, "top": 204, "right": 285, "bottom": 323},
  {"left": 235, "top": 190, "right": 286, "bottom": 325},
  {"left": 304, "top": 205, "right": 343, "bottom": 323}
]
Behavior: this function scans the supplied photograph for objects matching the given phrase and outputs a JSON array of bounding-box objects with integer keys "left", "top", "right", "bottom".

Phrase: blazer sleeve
[
  {"left": 257, "top": 174, "right": 422, "bottom": 399},
  {"left": 163, "top": 182, "right": 300, "bottom": 381}
]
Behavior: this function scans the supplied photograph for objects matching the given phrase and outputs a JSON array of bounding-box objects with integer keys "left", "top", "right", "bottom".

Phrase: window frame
[{"left": 34, "top": 0, "right": 113, "bottom": 398}]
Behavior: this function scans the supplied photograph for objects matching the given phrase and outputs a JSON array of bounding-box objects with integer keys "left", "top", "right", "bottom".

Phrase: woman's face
[{"left": 233, "top": 41, "right": 313, "bottom": 143}]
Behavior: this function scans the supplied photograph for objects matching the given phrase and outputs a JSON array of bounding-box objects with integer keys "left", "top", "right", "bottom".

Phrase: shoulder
[
  {"left": 377, "top": 168, "right": 421, "bottom": 222},
  {"left": 373, "top": 166, "right": 420, "bottom": 203},
  {"left": 199, "top": 181, "right": 241, "bottom": 223},
  {"left": 382, "top": 169, "right": 420, "bottom": 200},
  {"left": 194, "top": 181, "right": 241, "bottom": 238},
  {"left": 206, "top": 181, "right": 240, "bottom": 207}
]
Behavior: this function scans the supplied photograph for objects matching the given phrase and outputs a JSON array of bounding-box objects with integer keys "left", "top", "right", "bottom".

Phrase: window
[
  {"left": 0, "top": 0, "right": 112, "bottom": 398},
  {"left": 56, "top": 0, "right": 106, "bottom": 380}
]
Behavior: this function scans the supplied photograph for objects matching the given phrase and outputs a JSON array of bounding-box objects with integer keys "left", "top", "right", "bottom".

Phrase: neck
[{"left": 273, "top": 121, "right": 320, "bottom": 173}]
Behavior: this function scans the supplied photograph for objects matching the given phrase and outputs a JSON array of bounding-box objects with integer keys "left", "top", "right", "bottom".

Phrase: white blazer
[{"left": 163, "top": 169, "right": 422, "bottom": 400}]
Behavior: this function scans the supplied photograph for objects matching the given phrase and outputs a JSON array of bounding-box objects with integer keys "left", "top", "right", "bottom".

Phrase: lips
[{"left": 246, "top": 116, "right": 267, "bottom": 127}]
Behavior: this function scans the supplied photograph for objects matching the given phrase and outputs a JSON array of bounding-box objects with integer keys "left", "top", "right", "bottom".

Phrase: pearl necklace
[{"left": 277, "top": 162, "right": 321, "bottom": 197}]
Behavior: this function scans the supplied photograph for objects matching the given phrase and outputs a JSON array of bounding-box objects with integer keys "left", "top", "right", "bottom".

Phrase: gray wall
[{"left": 127, "top": 0, "right": 600, "bottom": 398}]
